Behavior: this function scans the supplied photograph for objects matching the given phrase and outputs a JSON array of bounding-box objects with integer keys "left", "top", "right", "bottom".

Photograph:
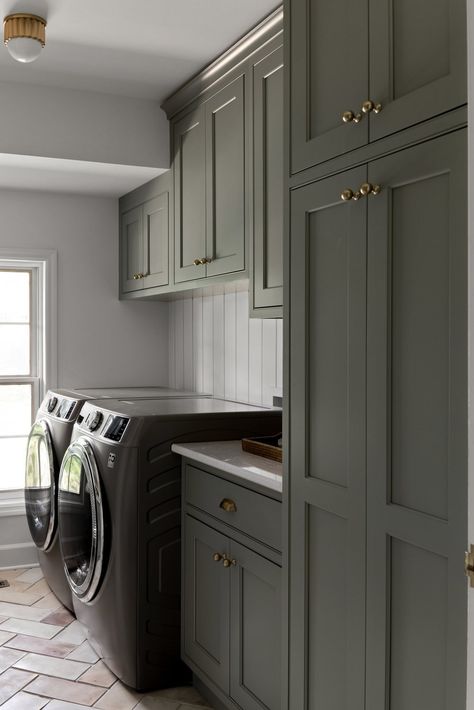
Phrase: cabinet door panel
[
  {"left": 120, "top": 206, "right": 143, "bottom": 293},
  {"left": 290, "top": 0, "right": 368, "bottom": 173},
  {"left": 289, "top": 167, "right": 367, "bottom": 710},
  {"left": 205, "top": 76, "right": 246, "bottom": 277},
  {"left": 252, "top": 46, "right": 284, "bottom": 311},
  {"left": 366, "top": 131, "right": 467, "bottom": 710},
  {"left": 183, "top": 517, "right": 230, "bottom": 693},
  {"left": 230, "top": 541, "right": 281, "bottom": 710},
  {"left": 369, "top": 0, "right": 466, "bottom": 141},
  {"left": 143, "top": 193, "right": 169, "bottom": 289},
  {"left": 174, "top": 108, "right": 207, "bottom": 283}
]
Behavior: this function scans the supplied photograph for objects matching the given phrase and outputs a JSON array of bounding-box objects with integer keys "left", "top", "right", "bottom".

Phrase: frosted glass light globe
[{"left": 6, "top": 36, "right": 43, "bottom": 63}]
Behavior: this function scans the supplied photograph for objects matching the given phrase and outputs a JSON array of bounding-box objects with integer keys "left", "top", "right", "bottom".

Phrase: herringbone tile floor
[{"left": 0, "top": 567, "right": 212, "bottom": 709}]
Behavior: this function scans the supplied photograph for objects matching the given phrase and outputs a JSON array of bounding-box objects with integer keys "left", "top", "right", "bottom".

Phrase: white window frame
[{"left": 0, "top": 248, "right": 57, "bottom": 512}]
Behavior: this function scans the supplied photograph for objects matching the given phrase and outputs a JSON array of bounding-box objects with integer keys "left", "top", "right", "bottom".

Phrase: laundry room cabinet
[
  {"left": 287, "top": 129, "right": 467, "bottom": 709},
  {"left": 119, "top": 171, "right": 171, "bottom": 296},
  {"left": 181, "top": 461, "right": 282, "bottom": 710},
  {"left": 174, "top": 74, "right": 246, "bottom": 284},
  {"left": 290, "top": 0, "right": 467, "bottom": 174}
]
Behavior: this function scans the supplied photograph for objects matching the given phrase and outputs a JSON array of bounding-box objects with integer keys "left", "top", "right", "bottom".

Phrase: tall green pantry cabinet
[{"left": 284, "top": 1, "right": 468, "bottom": 709}]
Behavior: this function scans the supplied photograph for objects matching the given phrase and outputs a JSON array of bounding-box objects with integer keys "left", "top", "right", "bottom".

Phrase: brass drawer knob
[
  {"left": 199, "top": 257, "right": 211, "bottom": 265},
  {"left": 193, "top": 258, "right": 201, "bottom": 266},
  {"left": 359, "top": 182, "right": 381, "bottom": 197},
  {"left": 342, "top": 110, "right": 362, "bottom": 124},
  {"left": 213, "top": 552, "right": 223, "bottom": 562},
  {"left": 340, "top": 189, "right": 354, "bottom": 201},
  {"left": 361, "top": 99, "right": 382, "bottom": 114},
  {"left": 222, "top": 556, "right": 237, "bottom": 568},
  {"left": 219, "top": 498, "right": 237, "bottom": 513}
]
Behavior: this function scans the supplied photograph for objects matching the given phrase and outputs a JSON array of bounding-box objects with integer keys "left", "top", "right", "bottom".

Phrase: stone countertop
[{"left": 171, "top": 440, "right": 282, "bottom": 495}]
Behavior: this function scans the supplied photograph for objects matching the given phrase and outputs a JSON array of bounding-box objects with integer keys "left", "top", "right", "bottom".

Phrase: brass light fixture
[{"left": 3, "top": 13, "right": 46, "bottom": 63}]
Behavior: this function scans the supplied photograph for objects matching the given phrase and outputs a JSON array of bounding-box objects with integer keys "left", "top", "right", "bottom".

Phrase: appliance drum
[
  {"left": 25, "top": 419, "right": 56, "bottom": 551},
  {"left": 58, "top": 438, "right": 104, "bottom": 603}
]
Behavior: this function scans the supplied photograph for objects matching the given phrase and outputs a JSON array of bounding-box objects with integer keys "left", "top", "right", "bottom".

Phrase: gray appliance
[
  {"left": 26, "top": 387, "right": 209, "bottom": 611},
  {"left": 57, "top": 397, "right": 281, "bottom": 691}
]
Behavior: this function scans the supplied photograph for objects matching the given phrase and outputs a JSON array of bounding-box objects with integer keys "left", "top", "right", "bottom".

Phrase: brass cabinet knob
[
  {"left": 199, "top": 257, "right": 211, "bottom": 265},
  {"left": 193, "top": 258, "right": 201, "bottom": 266},
  {"left": 223, "top": 558, "right": 231, "bottom": 568},
  {"left": 342, "top": 110, "right": 362, "bottom": 124},
  {"left": 341, "top": 189, "right": 354, "bottom": 201},
  {"left": 359, "top": 182, "right": 381, "bottom": 196},
  {"left": 133, "top": 272, "right": 145, "bottom": 279},
  {"left": 222, "top": 557, "right": 236, "bottom": 568},
  {"left": 213, "top": 553, "right": 223, "bottom": 562},
  {"left": 361, "top": 99, "right": 382, "bottom": 114},
  {"left": 219, "top": 498, "right": 237, "bottom": 513}
]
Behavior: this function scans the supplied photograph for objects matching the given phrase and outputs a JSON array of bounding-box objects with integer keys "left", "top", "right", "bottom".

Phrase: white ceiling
[{"left": 0, "top": 0, "right": 279, "bottom": 100}]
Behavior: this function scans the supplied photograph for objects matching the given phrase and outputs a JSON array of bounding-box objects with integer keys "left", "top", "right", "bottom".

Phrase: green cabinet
[
  {"left": 182, "top": 463, "right": 282, "bottom": 710},
  {"left": 251, "top": 44, "right": 284, "bottom": 316},
  {"left": 173, "top": 76, "right": 246, "bottom": 284},
  {"left": 290, "top": 0, "right": 466, "bottom": 174},
  {"left": 119, "top": 172, "right": 171, "bottom": 296},
  {"left": 288, "top": 130, "right": 467, "bottom": 709}
]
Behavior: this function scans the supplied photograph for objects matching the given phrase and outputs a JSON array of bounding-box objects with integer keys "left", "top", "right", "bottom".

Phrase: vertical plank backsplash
[{"left": 168, "top": 286, "right": 283, "bottom": 407}]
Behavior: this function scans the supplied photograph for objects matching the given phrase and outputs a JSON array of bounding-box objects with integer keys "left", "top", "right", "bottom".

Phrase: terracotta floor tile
[
  {"left": 151, "top": 688, "right": 209, "bottom": 706},
  {"left": 53, "top": 620, "right": 88, "bottom": 645},
  {"left": 0, "top": 668, "right": 38, "bottom": 704},
  {"left": 27, "top": 579, "right": 51, "bottom": 596},
  {"left": 0, "top": 601, "right": 54, "bottom": 622},
  {"left": 1, "top": 691, "right": 50, "bottom": 709},
  {"left": 33, "top": 591, "right": 63, "bottom": 609},
  {"left": 42, "top": 608, "right": 76, "bottom": 626},
  {"left": 0, "top": 629, "right": 16, "bottom": 645},
  {"left": 67, "top": 641, "right": 100, "bottom": 664},
  {"left": 0, "top": 569, "right": 26, "bottom": 582},
  {"left": 0, "top": 647, "right": 27, "bottom": 673},
  {"left": 78, "top": 660, "right": 116, "bottom": 687},
  {"left": 5, "top": 634, "right": 78, "bottom": 658},
  {"left": 0, "top": 617, "right": 63, "bottom": 639},
  {"left": 49, "top": 701, "right": 104, "bottom": 709},
  {"left": 0, "top": 589, "right": 45, "bottom": 606},
  {"left": 13, "top": 652, "right": 91, "bottom": 680},
  {"left": 25, "top": 674, "right": 106, "bottom": 705},
  {"left": 93, "top": 679, "right": 141, "bottom": 709},
  {"left": 15, "top": 568, "right": 44, "bottom": 584}
]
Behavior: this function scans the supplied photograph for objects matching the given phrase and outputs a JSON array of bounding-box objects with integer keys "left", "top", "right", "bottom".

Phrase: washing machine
[
  {"left": 57, "top": 397, "right": 282, "bottom": 691},
  {"left": 25, "top": 387, "right": 210, "bottom": 611}
]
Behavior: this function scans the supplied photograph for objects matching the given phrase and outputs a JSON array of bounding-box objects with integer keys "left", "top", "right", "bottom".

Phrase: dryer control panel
[{"left": 103, "top": 415, "right": 129, "bottom": 442}]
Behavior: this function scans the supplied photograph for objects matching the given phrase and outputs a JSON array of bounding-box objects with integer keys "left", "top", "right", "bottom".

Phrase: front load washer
[
  {"left": 57, "top": 398, "right": 281, "bottom": 691},
  {"left": 25, "top": 387, "right": 209, "bottom": 611}
]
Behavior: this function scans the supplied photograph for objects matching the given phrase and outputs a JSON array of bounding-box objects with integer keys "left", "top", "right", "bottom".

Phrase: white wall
[
  {"left": 0, "top": 187, "right": 169, "bottom": 568},
  {"left": 0, "top": 80, "right": 169, "bottom": 169},
  {"left": 168, "top": 285, "right": 283, "bottom": 407}
]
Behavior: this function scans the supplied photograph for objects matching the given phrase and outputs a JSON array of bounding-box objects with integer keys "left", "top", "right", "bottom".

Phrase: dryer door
[
  {"left": 25, "top": 420, "right": 56, "bottom": 551},
  {"left": 58, "top": 437, "right": 104, "bottom": 603}
]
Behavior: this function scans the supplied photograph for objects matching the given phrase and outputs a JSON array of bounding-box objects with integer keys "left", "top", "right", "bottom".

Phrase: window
[{"left": 0, "top": 250, "right": 56, "bottom": 497}]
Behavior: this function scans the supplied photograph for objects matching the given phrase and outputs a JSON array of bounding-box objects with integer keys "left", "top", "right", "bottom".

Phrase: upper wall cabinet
[
  {"left": 251, "top": 44, "right": 284, "bottom": 316},
  {"left": 119, "top": 172, "right": 171, "bottom": 297},
  {"left": 174, "top": 76, "right": 246, "bottom": 284},
  {"left": 290, "top": 0, "right": 467, "bottom": 174}
]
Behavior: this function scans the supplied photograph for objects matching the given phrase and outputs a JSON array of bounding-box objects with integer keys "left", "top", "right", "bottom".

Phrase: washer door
[
  {"left": 58, "top": 438, "right": 104, "bottom": 603},
  {"left": 25, "top": 420, "right": 56, "bottom": 551}
]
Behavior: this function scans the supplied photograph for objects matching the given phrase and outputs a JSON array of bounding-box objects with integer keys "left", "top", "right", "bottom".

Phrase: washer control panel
[
  {"left": 103, "top": 415, "right": 129, "bottom": 442},
  {"left": 86, "top": 410, "right": 103, "bottom": 432}
]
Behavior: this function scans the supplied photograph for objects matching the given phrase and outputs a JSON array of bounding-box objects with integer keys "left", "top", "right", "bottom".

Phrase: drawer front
[{"left": 185, "top": 465, "right": 281, "bottom": 552}]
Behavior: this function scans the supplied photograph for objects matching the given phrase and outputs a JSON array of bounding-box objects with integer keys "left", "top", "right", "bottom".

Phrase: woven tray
[{"left": 241, "top": 433, "right": 282, "bottom": 463}]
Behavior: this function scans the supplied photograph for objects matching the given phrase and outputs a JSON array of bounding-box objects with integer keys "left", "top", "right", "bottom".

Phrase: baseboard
[{"left": 0, "top": 542, "right": 38, "bottom": 569}]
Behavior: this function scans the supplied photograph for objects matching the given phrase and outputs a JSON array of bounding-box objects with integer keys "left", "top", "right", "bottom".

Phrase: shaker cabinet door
[
  {"left": 120, "top": 206, "right": 143, "bottom": 293},
  {"left": 252, "top": 45, "right": 284, "bottom": 313},
  {"left": 174, "top": 107, "right": 207, "bottom": 283},
  {"left": 142, "top": 192, "right": 169, "bottom": 290},
  {"left": 205, "top": 75, "right": 246, "bottom": 278},
  {"left": 230, "top": 542, "right": 281, "bottom": 710},
  {"left": 365, "top": 130, "right": 467, "bottom": 710},
  {"left": 369, "top": 0, "right": 466, "bottom": 142},
  {"left": 183, "top": 517, "right": 230, "bottom": 694},
  {"left": 290, "top": 0, "right": 369, "bottom": 173},
  {"left": 289, "top": 166, "right": 368, "bottom": 710}
]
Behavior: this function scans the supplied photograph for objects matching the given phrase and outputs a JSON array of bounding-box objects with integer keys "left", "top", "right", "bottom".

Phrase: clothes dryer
[
  {"left": 57, "top": 398, "right": 281, "bottom": 691},
  {"left": 25, "top": 387, "right": 209, "bottom": 611}
]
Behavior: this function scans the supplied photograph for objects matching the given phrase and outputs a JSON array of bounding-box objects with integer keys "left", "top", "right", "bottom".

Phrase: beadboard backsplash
[{"left": 168, "top": 285, "right": 283, "bottom": 407}]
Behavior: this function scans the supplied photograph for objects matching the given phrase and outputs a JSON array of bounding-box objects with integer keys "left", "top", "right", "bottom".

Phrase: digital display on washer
[
  {"left": 57, "top": 399, "right": 76, "bottom": 420},
  {"left": 104, "top": 416, "right": 129, "bottom": 442}
]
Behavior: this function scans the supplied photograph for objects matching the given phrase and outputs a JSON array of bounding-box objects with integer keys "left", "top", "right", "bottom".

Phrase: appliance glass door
[
  {"left": 58, "top": 438, "right": 104, "bottom": 603},
  {"left": 25, "top": 420, "right": 56, "bottom": 551}
]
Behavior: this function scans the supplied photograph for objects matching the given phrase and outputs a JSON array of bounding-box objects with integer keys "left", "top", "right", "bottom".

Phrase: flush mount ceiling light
[{"left": 3, "top": 13, "right": 46, "bottom": 63}]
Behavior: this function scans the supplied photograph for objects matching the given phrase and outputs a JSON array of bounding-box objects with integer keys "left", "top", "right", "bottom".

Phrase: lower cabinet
[{"left": 182, "top": 466, "right": 282, "bottom": 710}]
